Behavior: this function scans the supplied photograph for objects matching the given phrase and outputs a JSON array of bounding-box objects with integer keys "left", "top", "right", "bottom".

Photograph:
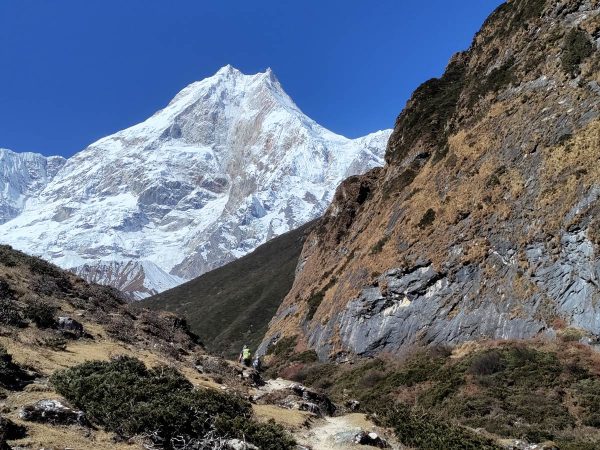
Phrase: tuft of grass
[
  {"left": 370, "top": 236, "right": 390, "bottom": 254},
  {"left": 418, "top": 209, "right": 436, "bottom": 229}
]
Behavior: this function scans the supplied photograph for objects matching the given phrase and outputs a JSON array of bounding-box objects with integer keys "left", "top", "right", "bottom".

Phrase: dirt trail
[
  {"left": 252, "top": 379, "right": 401, "bottom": 450},
  {"left": 294, "top": 413, "right": 401, "bottom": 450}
]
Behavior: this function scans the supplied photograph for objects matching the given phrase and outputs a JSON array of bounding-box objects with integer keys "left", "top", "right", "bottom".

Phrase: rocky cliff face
[
  {"left": 0, "top": 66, "right": 390, "bottom": 299},
  {"left": 262, "top": 0, "right": 600, "bottom": 359},
  {"left": 0, "top": 149, "right": 65, "bottom": 225}
]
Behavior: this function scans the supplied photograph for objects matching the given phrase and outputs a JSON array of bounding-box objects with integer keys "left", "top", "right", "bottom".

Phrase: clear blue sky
[{"left": 0, "top": 0, "right": 503, "bottom": 157}]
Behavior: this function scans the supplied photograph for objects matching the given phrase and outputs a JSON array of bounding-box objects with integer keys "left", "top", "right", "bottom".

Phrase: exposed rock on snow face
[
  {"left": 0, "top": 149, "right": 65, "bottom": 224},
  {"left": 0, "top": 66, "right": 390, "bottom": 298}
]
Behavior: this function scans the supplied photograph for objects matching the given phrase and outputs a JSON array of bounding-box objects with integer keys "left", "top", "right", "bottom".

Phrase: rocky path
[
  {"left": 252, "top": 379, "right": 401, "bottom": 450},
  {"left": 295, "top": 413, "right": 401, "bottom": 450}
]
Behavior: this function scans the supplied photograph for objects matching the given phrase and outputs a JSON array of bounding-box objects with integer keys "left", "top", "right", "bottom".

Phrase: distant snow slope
[
  {"left": 0, "top": 66, "right": 391, "bottom": 299},
  {"left": 0, "top": 149, "right": 65, "bottom": 224}
]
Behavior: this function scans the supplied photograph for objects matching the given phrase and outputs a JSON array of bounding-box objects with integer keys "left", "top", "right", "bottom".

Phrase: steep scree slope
[{"left": 262, "top": 0, "right": 600, "bottom": 359}]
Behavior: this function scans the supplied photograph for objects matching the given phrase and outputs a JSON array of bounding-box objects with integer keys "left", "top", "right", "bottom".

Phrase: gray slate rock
[{"left": 19, "top": 400, "right": 87, "bottom": 426}]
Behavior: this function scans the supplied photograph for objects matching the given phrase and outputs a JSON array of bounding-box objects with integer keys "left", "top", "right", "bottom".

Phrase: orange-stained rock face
[{"left": 260, "top": 0, "right": 600, "bottom": 360}]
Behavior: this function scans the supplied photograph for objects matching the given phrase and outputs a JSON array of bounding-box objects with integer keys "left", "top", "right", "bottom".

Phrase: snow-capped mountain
[
  {"left": 0, "top": 149, "right": 65, "bottom": 224},
  {"left": 0, "top": 65, "right": 391, "bottom": 299}
]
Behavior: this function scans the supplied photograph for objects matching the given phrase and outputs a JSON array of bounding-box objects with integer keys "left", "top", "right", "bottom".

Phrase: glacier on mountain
[
  {"left": 0, "top": 65, "right": 391, "bottom": 298},
  {"left": 0, "top": 149, "right": 65, "bottom": 225}
]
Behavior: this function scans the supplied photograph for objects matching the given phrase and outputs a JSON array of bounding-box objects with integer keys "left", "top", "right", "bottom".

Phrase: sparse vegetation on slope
[
  {"left": 143, "top": 221, "right": 316, "bottom": 358},
  {"left": 266, "top": 340, "right": 600, "bottom": 449},
  {"left": 0, "top": 244, "right": 200, "bottom": 358}
]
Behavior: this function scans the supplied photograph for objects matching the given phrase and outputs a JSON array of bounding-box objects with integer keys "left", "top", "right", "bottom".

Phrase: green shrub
[
  {"left": 51, "top": 357, "right": 294, "bottom": 449},
  {"left": 38, "top": 336, "right": 67, "bottom": 351},
  {"left": 0, "top": 299, "right": 24, "bottom": 327},
  {"left": 290, "top": 350, "right": 319, "bottom": 364},
  {"left": 370, "top": 236, "right": 390, "bottom": 254},
  {"left": 27, "top": 256, "right": 64, "bottom": 278},
  {"left": 0, "top": 246, "right": 18, "bottom": 267},
  {"left": 0, "top": 346, "right": 35, "bottom": 390},
  {"left": 306, "top": 291, "right": 325, "bottom": 321},
  {"left": 574, "top": 378, "right": 600, "bottom": 427},
  {"left": 468, "top": 350, "right": 505, "bottom": 376},
  {"left": 24, "top": 300, "right": 56, "bottom": 328},
  {"left": 418, "top": 209, "right": 436, "bottom": 229},
  {"left": 562, "top": 28, "right": 593, "bottom": 75},
  {"left": 267, "top": 335, "right": 298, "bottom": 358},
  {"left": 215, "top": 417, "right": 296, "bottom": 450},
  {"left": 469, "top": 58, "right": 516, "bottom": 106},
  {"left": 386, "top": 58, "right": 466, "bottom": 165},
  {"left": 378, "top": 404, "right": 501, "bottom": 450}
]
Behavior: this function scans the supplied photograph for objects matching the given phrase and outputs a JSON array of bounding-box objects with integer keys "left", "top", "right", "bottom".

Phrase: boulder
[
  {"left": 240, "top": 368, "right": 264, "bottom": 387},
  {"left": 254, "top": 381, "right": 337, "bottom": 417},
  {"left": 290, "top": 384, "right": 336, "bottom": 416},
  {"left": 19, "top": 400, "right": 87, "bottom": 426},
  {"left": 345, "top": 399, "right": 361, "bottom": 412},
  {"left": 354, "top": 431, "right": 389, "bottom": 448},
  {"left": 500, "top": 440, "right": 559, "bottom": 450},
  {"left": 225, "top": 439, "right": 259, "bottom": 450},
  {"left": 56, "top": 317, "right": 84, "bottom": 338}
]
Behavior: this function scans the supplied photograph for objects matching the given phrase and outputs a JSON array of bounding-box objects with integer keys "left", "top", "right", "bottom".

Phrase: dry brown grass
[{"left": 252, "top": 404, "right": 314, "bottom": 429}]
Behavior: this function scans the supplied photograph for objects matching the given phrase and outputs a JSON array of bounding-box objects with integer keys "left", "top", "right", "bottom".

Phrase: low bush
[
  {"left": 38, "top": 336, "right": 68, "bottom": 351},
  {"left": 267, "top": 335, "right": 298, "bottom": 358},
  {"left": 574, "top": 378, "right": 600, "bottom": 427},
  {"left": 51, "top": 357, "right": 295, "bottom": 449},
  {"left": 290, "top": 350, "right": 319, "bottom": 364},
  {"left": 0, "top": 299, "right": 24, "bottom": 327},
  {"left": 0, "top": 245, "right": 18, "bottom": 267},
  {"left": 418, "top": 209, "right": 436, "bottom": 229},
  {"left": 0, "top": 346, "right": 35, "bottom": 390},
  {"left": 306, "top": 291, "right": 324, "bottom": 321},
  {"left": 562, "top": 28, "right": 593, "bottom": 75},
  {"left": 468, "top": 350, "right": 505, "bottom": 376},
  {"left": 24, "top": 300, "right": 56, "bottom": 328},
  {"left": 378, "top": 404, "right": 500, "bottom": 450},
  {"left": 0, "top": 416, "right": 27, "bottom": 445}
]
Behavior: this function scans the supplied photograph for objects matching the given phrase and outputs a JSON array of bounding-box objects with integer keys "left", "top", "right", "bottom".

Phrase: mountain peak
[
  {"left": 0, "top": 64, "right": 391, "bottom": 299},
  {"left": 214, "top": 64, "right": 242, "bottom": 77}
]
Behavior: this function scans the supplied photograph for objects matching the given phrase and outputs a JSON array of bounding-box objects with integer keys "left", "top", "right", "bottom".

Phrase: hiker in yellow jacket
[{"left": 239, "top": 344, "right": 252, "bottom": 367}]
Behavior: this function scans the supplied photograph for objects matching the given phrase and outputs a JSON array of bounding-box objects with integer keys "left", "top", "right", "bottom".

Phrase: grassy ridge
[{"left": 143, "top": 221, "right": 316, "bottom": 358}]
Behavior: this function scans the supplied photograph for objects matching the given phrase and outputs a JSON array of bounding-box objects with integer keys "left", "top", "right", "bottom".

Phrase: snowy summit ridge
[{"left": 0, "top": 66, "right": 391, "bottom": 299}]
